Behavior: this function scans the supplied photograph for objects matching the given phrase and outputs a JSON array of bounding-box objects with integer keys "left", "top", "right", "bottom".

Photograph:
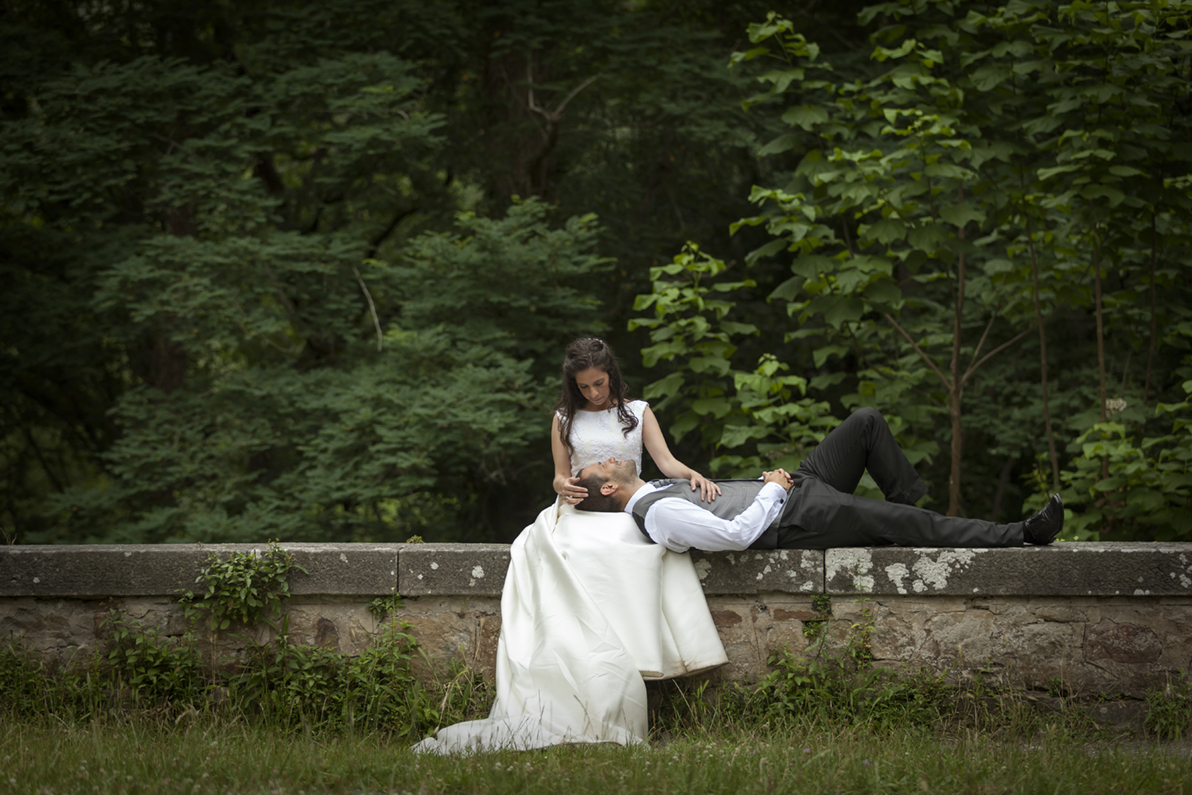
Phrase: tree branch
[
  {"left": 352, "top": 265, "right": 383, "bottom": 352},
  {"left": 961, "top": 323, "right": 1037, "bottom": 387},
  {"left": 528, "top": 64, "right": 601, "bottom": 124},
  {"left": 883, "top": 312, "right": 952, "bottom": 389},
  {"left": 366, "top": 206, "right": 419, "bottom": 261},
  {"left": 963, "top": 311, "right": 999, "bottom": 380}
]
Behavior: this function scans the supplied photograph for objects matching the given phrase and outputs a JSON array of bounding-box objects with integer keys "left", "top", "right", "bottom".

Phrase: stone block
[
  {"left": 692, "top": 549, "right": 821, "bottom": 595},
  {"left": 703, "top": 596, "right": 821, "bottom": 681},
  {"left": 282, "top": 599, "right": 379, "bottom": 656},
  {"left": 0, "top": 543, "right": 401, "bottom": 598},
  {"left": 0, "top": 545, "right": 209, "bottom": 597},
  {"left": 824, "top": 543, "right": 1192, "bottom": 597},
  {"left": 398, "top": 596, "right": 502, "bottom": 682},
  {"left": 277, "top": 544, "right": 399, "bottom": 596},
  {"left": 398, "top": 544, "right": 510, "bottom": 597}
]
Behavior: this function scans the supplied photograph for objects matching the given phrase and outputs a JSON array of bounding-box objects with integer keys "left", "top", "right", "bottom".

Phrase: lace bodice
[{"left": 563, "top": 400, "right": 649, "bottom": 475}]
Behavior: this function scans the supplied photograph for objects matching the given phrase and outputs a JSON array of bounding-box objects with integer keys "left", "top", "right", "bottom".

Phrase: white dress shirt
[{"left": 623, "top": 481, "right": 789, "bottom": 553}]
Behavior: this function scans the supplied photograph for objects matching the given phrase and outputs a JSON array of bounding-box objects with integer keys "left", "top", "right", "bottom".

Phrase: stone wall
[{"left": 3, "top": 542, "right": 1191, "bottom": 698}]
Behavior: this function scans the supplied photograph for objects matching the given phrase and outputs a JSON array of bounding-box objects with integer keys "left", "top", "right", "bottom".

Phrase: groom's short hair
[{"left": 573, "top": 472, "right": 621, "bottom": 513}]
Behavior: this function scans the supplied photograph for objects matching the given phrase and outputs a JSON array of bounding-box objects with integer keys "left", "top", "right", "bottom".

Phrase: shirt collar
[{"left": 623, "top": 481, "right": 661, "bottom": 514}]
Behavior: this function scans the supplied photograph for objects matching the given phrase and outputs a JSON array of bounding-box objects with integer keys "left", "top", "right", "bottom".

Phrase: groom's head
[{"left": 574, "top": 457, "right": 638, "bottom": 513}]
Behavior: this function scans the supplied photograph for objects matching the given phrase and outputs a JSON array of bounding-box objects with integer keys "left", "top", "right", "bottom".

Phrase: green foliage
[
  {"left": 3, "top": 0, "right": 824, "bottom": 546},
  {"left": 179, "top": 543, "right": 305, "bottom": 632},
  {"left": 31, "top": 199, "right": 608, "bottom": 544},
  {"left": 228, "top": 620, "right": 455, "bottom": 738},
  {"left": 0, "top": 622, "right": 489, "bottom": 739},
  {"left": 750, "top": 649, "right": 953, "bottom": 731},
  {"left": 630, "top": 0, "right": 1192, "bottom": 532},
  {"left": 1052, "top": 390, "right": 1192, "bottom": 541},
  {"left": 630, "top": 243, "right": 845, "bottom": 477},
  {"left": 3, "top": 0, "right": 1189, "bottom": 541},
  {"left": 99, "top": 610, "right": 205, "bottom": 708},
  {"left": 803, "top": 595, "right": 833, "bottom": 640},
  {"left": 367, "top": 595, "right": 405, "bottom": 622},
  {"left": 1146, "top": 673, "right": 1192, "bottom": 741},
  {"left": 1, "top": 622, "right": 204, "bottom": 721},
  {"left": 0, "top": 642, "right": 98, "bottom": 720}
]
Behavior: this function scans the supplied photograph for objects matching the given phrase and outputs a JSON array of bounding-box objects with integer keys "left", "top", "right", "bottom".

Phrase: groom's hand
[{"left": 762, "top": 469, "right": 794, "bottom": 492}]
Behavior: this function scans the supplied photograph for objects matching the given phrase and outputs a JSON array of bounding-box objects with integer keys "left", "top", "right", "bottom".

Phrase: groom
[{"left": 573, "top": 408, "right": 1064, "bottom": 552}]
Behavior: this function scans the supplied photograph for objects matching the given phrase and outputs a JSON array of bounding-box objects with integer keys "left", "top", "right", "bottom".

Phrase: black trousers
[{"left": 750, "top": 408, "right": 1023, "bottom": 549}]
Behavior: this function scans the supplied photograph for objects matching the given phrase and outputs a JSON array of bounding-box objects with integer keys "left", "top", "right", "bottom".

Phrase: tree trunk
[
  {"left": 991, "top": 453, "right": 1016, "bottom": 521},
  {"left": 1027, "top": 220, "right": 1060, "bottom": 489},
  {"left": 947, "top": 190, "right": 967, "bottom": 517},
  {"left": 1094, "top": 240, "right": 1108, "bottom": 424},
  {"left": 1144, "top": 212, "right": 1158, "bottom": 406}
]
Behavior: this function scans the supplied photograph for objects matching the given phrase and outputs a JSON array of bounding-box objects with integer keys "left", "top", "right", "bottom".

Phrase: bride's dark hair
[{"left": 554, "top": 337, "right": 637, "bottom": 455}]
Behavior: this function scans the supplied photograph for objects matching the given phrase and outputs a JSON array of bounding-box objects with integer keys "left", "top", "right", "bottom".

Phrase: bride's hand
[
  {"left": 689, "top": 472, "right": 720, "bottom": 502},
  {"left": 558, "top": 475, "right": 588, "bottom": 505}
]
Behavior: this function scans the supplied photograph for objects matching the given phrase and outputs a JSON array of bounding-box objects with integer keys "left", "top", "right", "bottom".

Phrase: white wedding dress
[{"left": 412, "top": 401, "right": 727, "bottom": 753}]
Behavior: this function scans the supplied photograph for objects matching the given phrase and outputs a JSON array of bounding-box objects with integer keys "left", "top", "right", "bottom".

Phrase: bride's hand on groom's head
[{"left": 562, "top": 475, "right": 588, "bottom": 505}]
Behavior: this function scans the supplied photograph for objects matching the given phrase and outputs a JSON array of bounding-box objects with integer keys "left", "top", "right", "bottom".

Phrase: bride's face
[{"left": 574, "top": 367, "right": 611, "bottom": 410}]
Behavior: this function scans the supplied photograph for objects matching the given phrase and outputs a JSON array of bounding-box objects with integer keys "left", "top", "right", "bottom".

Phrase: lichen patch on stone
[
  {"left": 909, "top": 549, "right": 978, "bottom": 592},
  {"left": 885, "top": 563, "right": 909, "bottom": 595},
  {"left": 827, "top": 549, "right": 875, "bottom": 593}
]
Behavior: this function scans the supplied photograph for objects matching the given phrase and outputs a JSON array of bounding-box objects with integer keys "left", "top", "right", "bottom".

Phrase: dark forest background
[{"left": 2, "top": 0, "right": 1189, "bottom": 545}]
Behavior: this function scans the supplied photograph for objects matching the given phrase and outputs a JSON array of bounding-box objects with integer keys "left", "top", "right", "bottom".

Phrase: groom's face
[{"left": 581, "top": 457, "right": 637, "bottom": 486}]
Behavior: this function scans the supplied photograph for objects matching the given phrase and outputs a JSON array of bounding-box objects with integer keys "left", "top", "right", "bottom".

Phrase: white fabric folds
[{"left": 412, "top": 501, "right": 727, "bottom": 754}]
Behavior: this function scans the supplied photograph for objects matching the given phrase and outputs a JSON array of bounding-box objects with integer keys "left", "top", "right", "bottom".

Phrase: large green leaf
[
  {"left": 781, "top": 105, "right": 830, "bottom": 131},
  {"left": 823, "top": 296, "right": 864, "bottom": 328}
]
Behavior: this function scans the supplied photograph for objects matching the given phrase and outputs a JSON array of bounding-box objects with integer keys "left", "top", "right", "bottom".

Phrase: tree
[
  {"left": 0, "top": 2, "right": 606, "bottom": 543},
  {"left": 635, "top": 1, "right": 1192, "bottom": 537},
  {"left": 0, "top": 0, "right": 942, "bottom": 543}
]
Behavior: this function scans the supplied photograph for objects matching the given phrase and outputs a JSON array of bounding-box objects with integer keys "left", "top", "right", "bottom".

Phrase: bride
[
  {"left": 552, "top": 337, "right": 721, "bottom": 507},
  {"left": 413, "top": 338, "right": 728, "bottom": 753}
]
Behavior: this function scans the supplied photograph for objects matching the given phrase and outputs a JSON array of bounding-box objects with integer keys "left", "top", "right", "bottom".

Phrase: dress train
[{"left": 412, "top": 501, "right": 726, "bottom": 753}]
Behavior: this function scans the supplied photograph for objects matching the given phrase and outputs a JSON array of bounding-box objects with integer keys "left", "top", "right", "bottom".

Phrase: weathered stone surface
[
  {"left": 824, "top": 595, "right": 1192, "bottom": 697},
  {"left": 691, "top": 549, "right": 821, "bottom": 595},
  {"left": 1, "top": 545, "right": 209, "bottom": 597},
  {"left": 3, "top": 542, "right": 1192, "bottom": 700},
  {"left": 282, "top": 544, "right": 400, "bottom": 595},
  {"left": 399, "top": 596, "right": 502, "bottom": 681},
  {"left": 0, "top": 543, "right": 400, "bottom": 598},
  {"left": 282, "top": 599, "right": 379, "bottom": 656},
  {"left": 703, "top": 596, "right": 821, "bottom": 680},
  {"left": 0, "top": 597, "right": 113, "bottom": 661},
  {"left": 824, "top": 543, "right": 1192, "bottom": 597},
  {"left": 398, "top": 544, "right": 510, "bottom": 597}
]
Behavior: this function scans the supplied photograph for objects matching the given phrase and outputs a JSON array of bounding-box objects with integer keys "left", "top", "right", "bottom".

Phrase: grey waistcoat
[{"left": 630, "top": 479, "right": 775, "bottom": 543}]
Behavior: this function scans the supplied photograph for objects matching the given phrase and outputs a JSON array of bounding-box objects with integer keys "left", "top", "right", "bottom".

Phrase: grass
[
  {"left": 5, "top": 609, "right": 1191, "bottom": 794},
  {"left": 3, "top": 717, "right": 1190, "bottom": 795}
]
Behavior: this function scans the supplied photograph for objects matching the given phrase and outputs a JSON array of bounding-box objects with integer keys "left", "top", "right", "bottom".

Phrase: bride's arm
[
  {"left": 551, "top": 414, "right": 588, "bottom": 504},
  {"left": 641, "top": 406, "right": 721, "bottom": 502}
]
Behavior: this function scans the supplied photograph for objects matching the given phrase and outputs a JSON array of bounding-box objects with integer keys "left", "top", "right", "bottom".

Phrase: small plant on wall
[{"left": 179, "top": 541, "right": 306, "bottom": 633}]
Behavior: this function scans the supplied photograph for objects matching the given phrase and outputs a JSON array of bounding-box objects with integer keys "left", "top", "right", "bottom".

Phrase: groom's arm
[{"left": 644, "top": 471, "right": 792, "bottom": 553}]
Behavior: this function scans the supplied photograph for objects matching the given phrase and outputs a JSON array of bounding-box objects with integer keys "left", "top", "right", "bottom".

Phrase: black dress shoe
[{"left": 1024, "top": 494, "right": 1064, "bottom": 545}]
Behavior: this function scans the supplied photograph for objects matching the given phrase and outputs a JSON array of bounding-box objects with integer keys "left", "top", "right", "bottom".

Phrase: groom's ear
[{"left": 599, "top": 481, "right": 619, "bottom": 497}]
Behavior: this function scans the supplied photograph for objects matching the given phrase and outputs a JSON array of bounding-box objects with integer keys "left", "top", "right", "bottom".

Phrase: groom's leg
[
  {"left": 794, "top": 408, "right": 928, "bottom": 505},
  {"left": 776, "top": 478, "right": 1022, "bottom": 549}
]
